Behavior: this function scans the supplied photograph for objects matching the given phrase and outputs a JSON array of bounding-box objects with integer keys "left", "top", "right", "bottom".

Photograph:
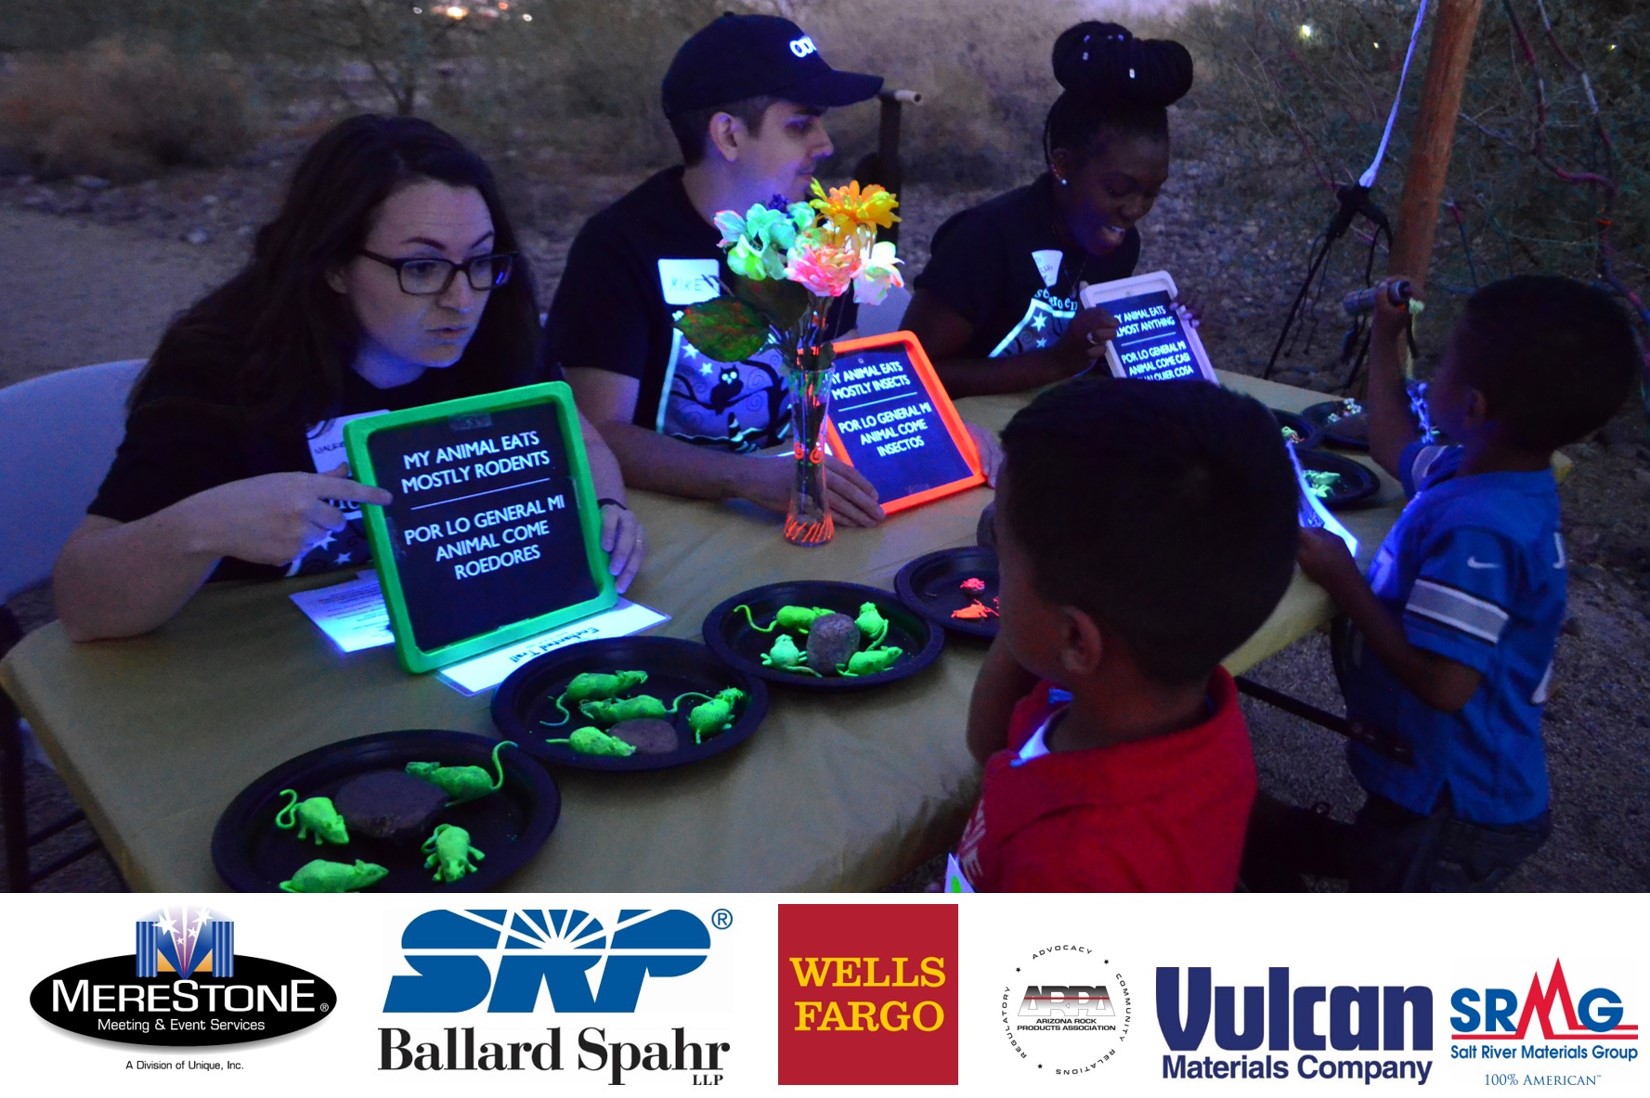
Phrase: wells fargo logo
[{"left": 777, "top": 904, "right": 957, "bottom": 1085}]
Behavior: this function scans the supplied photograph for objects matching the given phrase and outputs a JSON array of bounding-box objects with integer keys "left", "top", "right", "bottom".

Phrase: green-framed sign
[{"left": 343, "top": 382, "right": 617, "bottom": 673}]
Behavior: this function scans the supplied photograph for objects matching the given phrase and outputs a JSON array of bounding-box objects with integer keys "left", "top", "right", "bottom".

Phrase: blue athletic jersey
[{"left": 1340, "top": 443, "right": 1565, "bottom": 824}]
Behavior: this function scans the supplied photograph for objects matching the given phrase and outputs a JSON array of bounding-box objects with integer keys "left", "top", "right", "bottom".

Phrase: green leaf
[
  {"left": 673, "top": 298, "right": 771, "bottom": 361},
  {"left": 732, "top": 273, "right": 810, "bottom": 330}
]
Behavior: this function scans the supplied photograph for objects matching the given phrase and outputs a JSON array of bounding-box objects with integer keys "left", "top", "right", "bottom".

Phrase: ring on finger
[{"left": 1085, "top": 330, "right": 1100, "bottom": 346}]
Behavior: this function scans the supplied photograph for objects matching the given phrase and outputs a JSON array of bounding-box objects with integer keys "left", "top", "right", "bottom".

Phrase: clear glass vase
[{"left": 782, "top": 340, "right": 836, "bottom": 547}]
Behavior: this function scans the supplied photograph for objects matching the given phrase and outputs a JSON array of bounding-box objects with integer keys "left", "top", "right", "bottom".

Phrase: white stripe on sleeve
[{"left": 1406, "top": 578, "right": 1510, "bottom": 644}]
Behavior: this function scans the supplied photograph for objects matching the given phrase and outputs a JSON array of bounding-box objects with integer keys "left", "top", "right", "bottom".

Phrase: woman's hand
[
  {"left": 187, "top": 464, "right": 391, "bottom": 566},
  {"left": 1052, "top": 301, "right": 1119, "bottom": 376},
  {"left": 599, "top": 501, "right": 644, "bottom": 593}
]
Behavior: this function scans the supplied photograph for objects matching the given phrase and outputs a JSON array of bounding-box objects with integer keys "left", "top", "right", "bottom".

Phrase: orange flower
[{"left": 810, "top": 179, "right": 900, "bottom": 245}]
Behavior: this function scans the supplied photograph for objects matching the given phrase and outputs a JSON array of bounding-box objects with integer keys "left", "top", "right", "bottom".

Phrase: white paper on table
[
  {"left": 291, "top": 575, "right": 669, "bottom": 691},
  {"left": 289, "top": 573, "right": 392, "bottom": 652},
  {"left": 436, "top": 600, "right": 671, "bottom": 696}
]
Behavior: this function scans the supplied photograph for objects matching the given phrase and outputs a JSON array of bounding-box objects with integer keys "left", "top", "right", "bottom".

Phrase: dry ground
[{"left": 3, "top": 107, "right": 1647, "bottom": 891}]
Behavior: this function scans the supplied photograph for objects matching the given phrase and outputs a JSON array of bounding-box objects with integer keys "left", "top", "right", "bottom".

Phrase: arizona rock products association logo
[
  {"left": 29, "top": 905, "right": 336, "bottom": 1046},
  {"left": 778, "top": 904, "right": 958, "bottom": 1085},
  {"left": 998, "top": 944, "right": 1131, "bottom": 1076}
]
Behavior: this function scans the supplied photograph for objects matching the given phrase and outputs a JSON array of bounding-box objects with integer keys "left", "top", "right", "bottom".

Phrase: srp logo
[
  {"left": 1451, "top": 960, "right": 1637, "bottom": 1055},
  {"left": 385, "top": 908, "right": 712, "bottom": 1014}
]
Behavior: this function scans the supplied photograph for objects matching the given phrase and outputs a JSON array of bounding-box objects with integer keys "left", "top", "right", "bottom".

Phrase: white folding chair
[{"left": 1, "top": 358, "right": 145, "bottom": 890}]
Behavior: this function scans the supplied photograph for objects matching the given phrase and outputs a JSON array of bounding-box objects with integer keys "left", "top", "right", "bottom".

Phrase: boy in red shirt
[{"left": 955, "top": 377, "right": 1298, "bottom": 890}]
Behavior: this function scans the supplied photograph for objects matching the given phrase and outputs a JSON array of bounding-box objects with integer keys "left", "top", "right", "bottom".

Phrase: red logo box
[{"left": 778, "top": 904, "right": 958, "bottom": 1085}]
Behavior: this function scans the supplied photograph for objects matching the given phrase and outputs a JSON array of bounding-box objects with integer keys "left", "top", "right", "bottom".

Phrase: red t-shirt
[{"left": 955, "top": 670, "right": 1255, "bottom": 891}]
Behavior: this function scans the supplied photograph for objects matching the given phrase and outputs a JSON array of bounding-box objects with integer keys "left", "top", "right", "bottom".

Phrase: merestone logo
[
  {"left": 30, "top": 906, "right": 336, "bottom": 1046},
  {"left": 385, "top": 908, "right": 712, "bottom": 1013}
]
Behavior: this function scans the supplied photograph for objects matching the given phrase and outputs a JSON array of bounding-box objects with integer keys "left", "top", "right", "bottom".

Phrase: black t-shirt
[
  {"left": 544, "top": 166, "right": 857, "bottom": 453},
  {"left": 912, "top": 174, "right": 1140, "bottom": 359},
  {"left": 90, "top": 354, "right": 472, "bottom": 582}
]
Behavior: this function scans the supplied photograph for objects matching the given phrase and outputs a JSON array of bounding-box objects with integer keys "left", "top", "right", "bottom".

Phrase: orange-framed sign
[{"left": 824, "top": 330, "right": 986, "bottom": 515}]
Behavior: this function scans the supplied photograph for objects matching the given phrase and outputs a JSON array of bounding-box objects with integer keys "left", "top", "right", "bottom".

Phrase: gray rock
[
  {"left": 184, "top": 227, "right": 211, "bottom": 246},
  {"left": 806, "top": 613, "right": 861, "bottom": 673},
  {"left": 74, "top": 175, "right": 110, "bottom": 190}
]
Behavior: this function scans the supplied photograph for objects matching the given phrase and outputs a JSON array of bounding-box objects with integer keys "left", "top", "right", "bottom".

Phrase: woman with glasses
[
  {"left": 901, "top": 22, "right": 1193, "bottom": 397},
  {"left": 55, "top": 114, "right": 643, "bottom": 640}
]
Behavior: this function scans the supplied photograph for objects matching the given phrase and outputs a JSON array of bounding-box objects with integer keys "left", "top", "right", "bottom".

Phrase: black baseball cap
[{"left": 661, "top": 13, "right": 883, "bottom": 116}]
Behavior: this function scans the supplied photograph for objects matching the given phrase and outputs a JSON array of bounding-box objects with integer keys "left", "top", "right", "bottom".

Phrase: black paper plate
[
  {"left": 212, "top": 730, "right": 558, "bottom": 892},
  {"left": 895, "top": 547, "right": 1000, "bottom": 640},
  {"left": 703, "top": 580, "right": 945, "bottom": 690},
  {"left": 1271, "top": 407, "right": 1322, "bottom": 450},
  {"left": 492, "top": 636, "right": 768, "bottom": 771},
  {"left": 1298, "top": 449, "right": 1380, "bottom": 510},
  {"left": 1301, "top": 399, "right": 1370, "bottom": 450}
]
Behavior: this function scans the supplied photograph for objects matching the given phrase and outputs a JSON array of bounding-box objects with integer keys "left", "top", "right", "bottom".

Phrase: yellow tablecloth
[{"left": 0, "top": 372, "right": 1408, "bottom": 892}]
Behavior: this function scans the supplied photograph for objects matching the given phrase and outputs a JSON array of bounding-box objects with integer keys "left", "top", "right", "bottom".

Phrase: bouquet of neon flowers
[
  {"left": 674, "top": 181, "right": 902, "bottom": 545},
  {"left": 675, "top": 179, "right": 901, "bottom": 366}
]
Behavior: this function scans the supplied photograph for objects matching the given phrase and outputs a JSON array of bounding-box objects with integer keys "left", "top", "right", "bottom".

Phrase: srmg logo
[
  {"left": 1019, "top": 985, "right": 1114, "bottom": 1017},
  {"left": 1451, "top": 960, "right": 1638, "bottom": 1041},
  {"left": 789, "top": 35, "right": 818, "bottom": 58},
  {"left": 385, "top": 909, "right": 711, "bottom": 1014}
]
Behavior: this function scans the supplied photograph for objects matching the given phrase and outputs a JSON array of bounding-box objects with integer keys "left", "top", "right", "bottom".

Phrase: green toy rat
[
  {"left": 405, "top": 739, "right": 516, "bottom": 804},
  {"left": 273, "top": 789, "right": 349, "bottom": 846}
]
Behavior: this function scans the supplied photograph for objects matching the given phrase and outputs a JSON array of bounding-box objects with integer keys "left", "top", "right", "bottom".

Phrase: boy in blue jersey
[{"left": 1263, "top": 274, "right": 1638, "bottom": 890}]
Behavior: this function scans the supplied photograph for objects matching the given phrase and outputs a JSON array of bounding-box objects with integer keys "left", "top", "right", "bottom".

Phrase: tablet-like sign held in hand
[
  {"left": 823, "top": 331, "right": 985, "bottom": 514},
  {"left": 344, "top": 382, "right": 616, "bottom": 673},
  {"left": 1078, "top": 270, "right": 1217, "bottom": 385}
]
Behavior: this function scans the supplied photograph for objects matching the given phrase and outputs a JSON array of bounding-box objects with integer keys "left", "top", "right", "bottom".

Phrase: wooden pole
[{"left": 1387, "top": 0, "right": 1485, "bottom": 294}]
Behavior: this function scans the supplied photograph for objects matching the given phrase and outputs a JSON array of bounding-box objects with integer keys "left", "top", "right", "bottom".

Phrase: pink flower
[{"left": 785, "top": 239, "right": 862, "bottom": 298}]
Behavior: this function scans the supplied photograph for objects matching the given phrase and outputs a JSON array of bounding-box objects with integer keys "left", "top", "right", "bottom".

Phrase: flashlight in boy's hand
[{"left": 1343, "top": 279, "right": 1412, "bottom": 316}]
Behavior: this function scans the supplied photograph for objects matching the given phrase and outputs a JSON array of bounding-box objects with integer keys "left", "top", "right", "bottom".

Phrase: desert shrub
[
  {"left": 1174, "top": 0, "right": 1649, "bottom": 324},
  {"left": 0, "top": 38, "right": 255, "bottom": 180}
]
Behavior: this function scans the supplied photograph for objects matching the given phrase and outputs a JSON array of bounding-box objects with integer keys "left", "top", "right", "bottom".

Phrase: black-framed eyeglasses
[{"left": 358, "top": 249, "right": 516, "bottom": 295}]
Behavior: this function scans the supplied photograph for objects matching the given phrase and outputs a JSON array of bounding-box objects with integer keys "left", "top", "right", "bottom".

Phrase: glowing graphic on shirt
[
  {"left": 658, "top": 324, "right": 794, "bottom": 453},
  {"left": 988, "top": 289, "right": 1077, "bottom": 358}
]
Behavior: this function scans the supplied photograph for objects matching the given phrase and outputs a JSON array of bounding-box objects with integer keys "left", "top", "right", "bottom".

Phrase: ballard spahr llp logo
[
  {"left": 380, "top": 907, "right": 731, "bottom": 1085},
  {"left": 1450, "top": 959, "right": 1638, "bottom": 1071},
  {"left": 29, "top": 905, "right": 336, "bottom": 1046}
]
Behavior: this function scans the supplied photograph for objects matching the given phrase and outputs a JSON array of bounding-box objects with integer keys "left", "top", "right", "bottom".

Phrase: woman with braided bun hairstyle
[{"left": 902, "top": 22, "right": 1194, "bottom": 397}]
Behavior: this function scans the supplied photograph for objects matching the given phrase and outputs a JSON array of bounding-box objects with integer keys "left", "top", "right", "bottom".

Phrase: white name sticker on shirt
[
  {"left": 306, "top": 409, "right": 387, "bottom": 519},
  {"left": 658, "top": 259, "right": 722, "bottom": 306},
  {"left": 1032, "top": 249, "right": 1063, "bottom": 289}
]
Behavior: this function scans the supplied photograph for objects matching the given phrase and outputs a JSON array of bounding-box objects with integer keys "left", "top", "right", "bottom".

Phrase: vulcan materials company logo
[
  {"left": 1157, "top": 966, "right": 1434, "bottom": 1085},
  {"left": 380, "top": 907, "right": 732, "bottom": 1084},
  {"left": 778, "top": 904, "right": 958, "bottom": 1085},
  {"left": 1450, "top": 960, "right": 1638, "bottom": 1078},
  {"left": 997, "top": 944, "right": 1131, "bottom": 1076},
  {"left": 29, "top": 905, "right": 336, "bottom": 1046}
]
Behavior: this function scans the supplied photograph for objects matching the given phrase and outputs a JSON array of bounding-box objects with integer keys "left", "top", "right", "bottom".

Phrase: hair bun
[{"left": 1051, "top": 21, "right": 1193, "bottom": 108}]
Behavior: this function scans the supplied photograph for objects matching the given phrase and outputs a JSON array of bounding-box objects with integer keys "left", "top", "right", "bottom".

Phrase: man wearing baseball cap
[{"left": 544, "top": 13, "right": 887, "bottom": 526}]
